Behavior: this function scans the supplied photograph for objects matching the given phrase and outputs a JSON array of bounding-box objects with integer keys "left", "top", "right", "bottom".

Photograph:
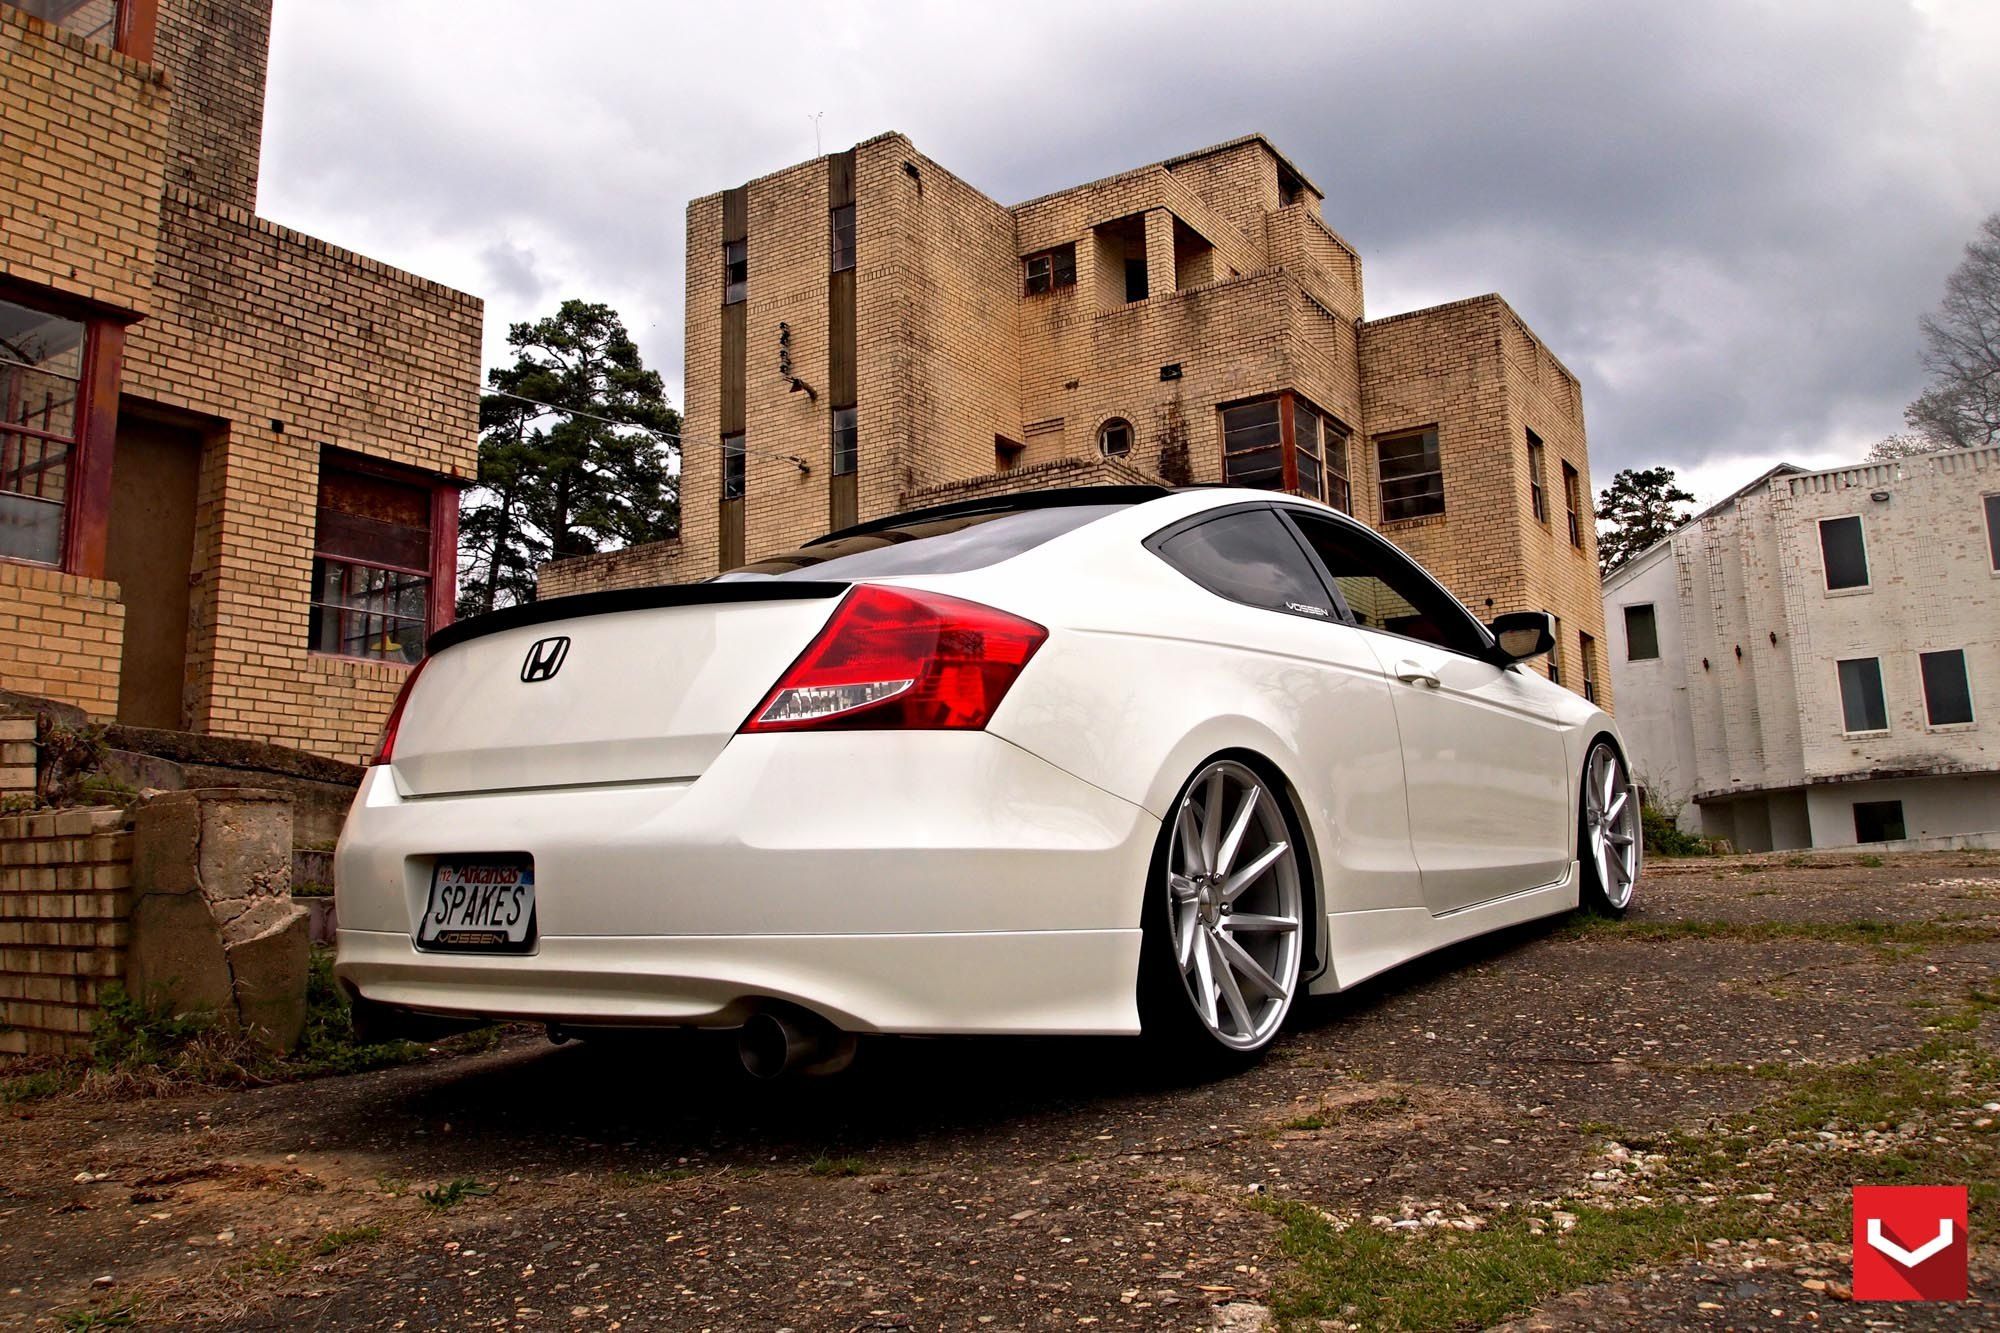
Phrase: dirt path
[{"left": 4, "top": 852, "right": 1996, "bottom": 1330}]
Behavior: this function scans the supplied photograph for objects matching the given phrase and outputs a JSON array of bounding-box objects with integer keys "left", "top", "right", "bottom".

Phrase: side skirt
[{"left": 1305, "top": 862, "right": 1580, "bottom": 995}]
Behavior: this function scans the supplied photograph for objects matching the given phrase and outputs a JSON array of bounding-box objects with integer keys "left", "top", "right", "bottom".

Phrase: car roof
[{"left": 801, "top": 484, "right": 1174, "bottom": 547}]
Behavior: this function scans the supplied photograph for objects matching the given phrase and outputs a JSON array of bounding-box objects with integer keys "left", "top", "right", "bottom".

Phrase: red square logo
[{"left": 1852, "top": 1186, "right": 1968, "bottom": 1302}]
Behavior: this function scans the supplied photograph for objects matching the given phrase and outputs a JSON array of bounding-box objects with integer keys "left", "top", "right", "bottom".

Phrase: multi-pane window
[
  {"left": 722, "top": 433, "right": 746, "bottom": 500},
  {"left": 723, "top": 239, "right": 747, "bottom": 304},
  {"left": 1561, "top": 461, "right": 1582, "bottom": 546},
  {"left": 1579, "top": 632, "right": 1600, "bottom": 703},
  {"left": 0, "top": 298, "right": 87, "bottom": 566},
  {"left": 1920, "top": 648, "right": 1974, "bottom": 726},
  {"left": 1377, "top": 429, "right": 1444, "bottom": 521},
  {"left": 17, "top": 0, "right": 119, "bottom": 46},
  {"left": 1623, "top": 603, "right": 1660, "bottom": 661},
  {"left": 1818, "top": 515, "right": 1869, "bottom": 590},
  {"left": 1292, "top": 402, "right": 1351, "bottom": 512},
  {"left": 309, "top": 464, "right": 433, "bottom": 664},
  {"left": 1097, "top": 418, "right": 1132, "bottom": 457},
  {"left": 1837, "top": 656, "right": 1888, "bottom": 733},
  {"left": 1982, "top": 494, "right": 1998, "bottom": 571},
  {"left": 1221, "top": 399, "right": 1283, "bottom": 491},
  {"left": 1549, "top": 615, "right": 1563, "bottom": 685},
  {"left": 829, "top": 204, "right": 856, "bottom": 272},
  {"left": 830, "top": 408, "right": 857, "bottom": 476},
  {"left": 1526, "top": 429, "right": 1548, "bottom": 523},
  {"left": 1023, "top": 244, "right": 1077, "bottom": 295}
]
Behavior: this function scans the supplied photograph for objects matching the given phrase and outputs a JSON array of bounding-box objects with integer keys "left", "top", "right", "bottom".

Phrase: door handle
[{"left": 1394, "top": 661, "right": 1441, "bottom": 689}]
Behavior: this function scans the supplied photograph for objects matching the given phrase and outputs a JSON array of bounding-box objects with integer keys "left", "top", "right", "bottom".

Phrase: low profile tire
[
  {"left": 1578, "top": 738, "right": 1641, "bottom": 917},
  {"left": 1138, "top": 757, "right": 1306, "bottom": 1064}
]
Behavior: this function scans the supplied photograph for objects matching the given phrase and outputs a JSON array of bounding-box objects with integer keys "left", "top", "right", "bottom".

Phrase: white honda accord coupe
[{"left": 334, "top": 486, "right": 1640, "bottom": 1071}]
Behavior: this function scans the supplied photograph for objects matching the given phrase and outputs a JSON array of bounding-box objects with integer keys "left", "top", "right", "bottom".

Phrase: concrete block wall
[{"left": 0, "top": 805, "right": 133, "bottom": 1054}]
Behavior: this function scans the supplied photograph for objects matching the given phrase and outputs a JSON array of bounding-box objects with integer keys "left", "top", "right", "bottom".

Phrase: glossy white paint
[{"left": 336, "top": 488, "right": 1627, "bottom": 1038}]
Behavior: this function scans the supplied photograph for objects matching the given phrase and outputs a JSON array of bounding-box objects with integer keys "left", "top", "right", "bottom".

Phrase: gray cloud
[{"left": 259, "top": 0, "right": 1999, "bottom": 503}]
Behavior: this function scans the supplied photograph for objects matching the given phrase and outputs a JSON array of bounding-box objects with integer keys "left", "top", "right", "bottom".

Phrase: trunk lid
[{"left": 389, "top": 583, "right": 847, "bottom": 796}]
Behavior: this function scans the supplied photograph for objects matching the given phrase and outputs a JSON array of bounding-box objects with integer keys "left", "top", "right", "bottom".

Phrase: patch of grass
[
  {"left": 0, "top": 1061, "right": 76, "bottom": 1105},
  {"left": 240, "top": 1243, "right": 301, "bottom": 1276},
  {"left": 313, "top": 1224, "right": 383, "bottom": 1256},
  {"left": 1256, "top": 1199, "right": 1736, "bottom": 1331},
  {"left": 807, "top": 1154, "right": 868, "bottom": 1178},
  {"left": 374, "top": 1175, "right": 408, "bottom": 1196},
  {"left": 419, "top": 1178, "right": 494, "bottom": 1209},
  {"left": 58, "top": 1303, "right": 136, "bottom": 1330},
  {"left": 1278, "top": 1114, "right": 1328, "bottom": 1132},
  {"left": 610, "top": 1167, "right": 697, "bottom": 1187},
  {"left": 1559, "top": 916, "right": 1997, "bottom": 949}
]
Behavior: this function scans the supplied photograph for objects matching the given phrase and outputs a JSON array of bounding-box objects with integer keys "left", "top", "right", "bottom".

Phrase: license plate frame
[{"left": 416, "top": 855, "right": 537, "bottom": 953}]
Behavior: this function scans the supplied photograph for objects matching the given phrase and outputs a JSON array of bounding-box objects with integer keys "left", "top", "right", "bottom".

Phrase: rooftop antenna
[{"left": 809, "top": 111, "right": 824, "bottom": 157}]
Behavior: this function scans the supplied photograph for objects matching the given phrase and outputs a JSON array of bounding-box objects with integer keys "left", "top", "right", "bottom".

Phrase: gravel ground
[{"left": 3, "top": 851, "right": 1997, "bottom": 1331}]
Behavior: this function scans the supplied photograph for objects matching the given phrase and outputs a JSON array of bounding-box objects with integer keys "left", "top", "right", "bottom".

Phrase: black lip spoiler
[{"left": 426, "top": 581, "right": 851, "bottom": 656}]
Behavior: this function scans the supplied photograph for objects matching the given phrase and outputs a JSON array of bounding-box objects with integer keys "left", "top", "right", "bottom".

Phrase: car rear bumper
[{"left": 333, "top": 732, "right": 1158, "bottom": 1035}]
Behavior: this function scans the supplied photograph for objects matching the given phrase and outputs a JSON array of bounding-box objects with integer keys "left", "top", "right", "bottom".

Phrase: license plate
[{"left": 417, "top": 857, "right": 535, "bottom": 952}]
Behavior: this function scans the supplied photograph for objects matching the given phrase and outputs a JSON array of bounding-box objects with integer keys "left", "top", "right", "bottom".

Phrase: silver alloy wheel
[
  {"left": 1584, "top": 743, "right": 1641, "bottom": 909},
  {"left": 1167, "top": 760, "right": 1304, "bottom": 1051}
]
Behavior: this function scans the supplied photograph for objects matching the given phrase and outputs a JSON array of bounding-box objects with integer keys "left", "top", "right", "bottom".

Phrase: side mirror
[{"left": 1489, "top": 610, "right": 1556, "bottom": 664}]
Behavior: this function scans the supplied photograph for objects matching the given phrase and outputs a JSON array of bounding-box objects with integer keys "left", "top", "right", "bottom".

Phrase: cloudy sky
[{"left": 260, "top": 0, "right": 1999, "bottom": 505}]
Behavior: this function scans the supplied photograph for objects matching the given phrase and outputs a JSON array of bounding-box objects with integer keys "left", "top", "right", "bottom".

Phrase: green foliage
[
  {"left": 1640, "top": 802, "right": 1707, "bottom": 856},
  {"left": 807, "top": 1154, "right": 868, "bottom": 1178},
  {"left": 1594, "top": 466, "right": 1694, "bottom": 575},
  {"left": 291, "top": 949, "right": 427, "bottom": 1077},
  {"left": 314, "top": 1224, "right": 383, "bottom": 1256},
  {"left": 1859, "top": 853, "right": 1885, "bottom": 868},
  {"left": 420, "top": 1178, "right": 495, "bottom": 1209},
  {"left": 59, "top": 1304, "right": 136, "bottom": 1330},
  {"left": 89, "top": 982, "right": 216, "bottom": 1069},
  {"left": 459, "top": 300, "right": 682, "bottom": 615},
  {"left": 35, "top": 717, "right": 113, "bottom": 809}
]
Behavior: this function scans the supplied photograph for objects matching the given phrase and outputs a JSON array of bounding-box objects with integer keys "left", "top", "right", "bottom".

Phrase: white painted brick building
[{"left": 1604, "top": 448, "right": 2000, "bottom": 851}]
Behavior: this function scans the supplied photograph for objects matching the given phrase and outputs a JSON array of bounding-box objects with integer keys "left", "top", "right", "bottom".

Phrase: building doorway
[{"left": 107, "top": 409, "right": 204, "bottom": 729}]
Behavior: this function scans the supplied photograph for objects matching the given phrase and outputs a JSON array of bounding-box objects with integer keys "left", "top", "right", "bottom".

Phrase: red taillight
[
  {"left": 741, "top": 585, "right": 1047, "bottom": 733},
  {"left": 372, "top": 656, "right": 430, "bottom": 765}
]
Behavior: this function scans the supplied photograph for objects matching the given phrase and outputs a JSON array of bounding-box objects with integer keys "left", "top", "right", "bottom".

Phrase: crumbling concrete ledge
[{"left": 125, "top": 788, "right": 308, "bottom": 1052}]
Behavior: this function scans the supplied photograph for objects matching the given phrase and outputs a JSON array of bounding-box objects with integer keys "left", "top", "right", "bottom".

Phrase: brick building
[
  {"left": 541, "top": 132, "right": 1609, "bottom": 704},
  {"left": 1, "top": 0, "right": 481, "bottom": 762},
  {"left": 1604, "top": 447, "right": 2000, "bottom": 850}
]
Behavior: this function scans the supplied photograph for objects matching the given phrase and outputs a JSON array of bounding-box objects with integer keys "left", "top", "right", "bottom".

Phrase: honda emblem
[{"left": 520, "top": 636, "right": 570, "bottom": 683}]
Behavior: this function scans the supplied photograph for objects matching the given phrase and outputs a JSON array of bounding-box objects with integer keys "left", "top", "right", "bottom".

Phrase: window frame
[
  {"left": 1097, "top": 417, "right": 1132, "bottom": 458},
  {"left": 1982, "top": 493, "right": 1999, "bottom": 574},
  {"left": 18, "top": 0, "right": 156, "bottom": 56},
  {"left": 1376, "top": 427, "right": 1445, "bottom": 523},
  {"left": 1836, "top": 655, "right": 1889, "bottom": 735},
  {"left": 721, "top": 432, "right": 746, "bottom": 500},
  {"left": 830, "top": 407, "right": 857, "bottom": 477},
  {"left": 1622, "top": 603, "right": 1660, "bottom": 661},
  {"left": 1918, "top": 647, "right": 1975, "bottom": 728},
  {"left": 723, "top": 239, "right": 747, "bottom": 305},
  {"left": 0, "top": 289, "right": 122, "bottom": 577},
  {"left": 306, "top": 450, "right": 457, "bottom": 666},
  {"left": 1022, "top": 244, "right": 1077, "bottom": 296},
  {"left": 1852, "top": 799, "right": 1906, "bottom": 844},
  {"left": 1579, "top": 631, "right": 1599, "bottom": 703},
  {"left": 829, "top": 203, "right": 856, "bottom": 273},
  {"left": 1561, "top": 460, "right": 1582, "bottom": 547},
  {"left": 1219, "top": 392, "right": 1351, "bottom": 509},
  {"left": 1526, "top": 429, "right": 1548, "bottom": 524},
  {"left": 1816, "top": 514, "right": 1870, "bottom": 593}
]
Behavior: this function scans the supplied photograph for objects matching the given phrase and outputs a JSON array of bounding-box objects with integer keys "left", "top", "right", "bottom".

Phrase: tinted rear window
[
  {"left": 1154, "top": 510, "right": 1336, "bottom": 620},
  {"left": 718, "top": 503, "right": 1128, "bottom": 581}
]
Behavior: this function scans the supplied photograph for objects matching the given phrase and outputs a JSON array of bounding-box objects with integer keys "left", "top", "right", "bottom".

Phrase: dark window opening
[
  {"left": 830, "top": 204, "right": 855, "bottom": 272},
  {"left": 1837, "top": 657, "right": 1888, "bottom": 733},
  {"left": 1985, "top": 494, "right": 2000, "bottom": 571},
  {"left": 1580, "top": 632, "right": 1599, "bottom": 702},
  {"left": 1221, "top": 399, "right": 1283, "bottom": 491},
  {"left": 1818, "top": 515, "right": 1869, "bottom": 590},
  {"left": 1098, "top": 418, "right": 1132, "bottom": 458},
  {"left": 1853, "top": 800, "right": 1906, "bottom": 844},
  {"left": 0, "top": 296, "right": 87, "bottom": 566},
  {"left": 1549, "top": 616, "right": 1564, "bottom": 685},
  {"left": 723, "top": 239, "right": 747, "bottom": 305},
  {"left": 1287, "top": 510, "right": 1489, "bottom": 657},
  {"left": 1125, "top": 256, "right": 1149, "bottom": 303},
  {"left": 1920, "top": 648, "right": 1974, "bottom": 726},
  {"left": 1023, "top": 244, "right": 1077, "bottom": 295},
  {"left": 1624, "top": 603, "right": 1660, "bottom": 661},
  {"left": 830, "top": 408, "right": 857, "bottom": 476},
  {"left": 1527, "top": 429, "right": 1547, "bottom": 523},
  {"left": 722, "top": 433, "right": 745, "bottom": 500},
  {"left": 1562, "top": 460, "right": 1582, "bottom": 546},
  {"left": 309, "top": 464, "right": 433, "bottom": 664},
  {"left": 1156, "top": 510, "right": 1332, "bottom": 621},
  {"left": 1378, "top": 430, "right": 1444, "bottom": 521}
]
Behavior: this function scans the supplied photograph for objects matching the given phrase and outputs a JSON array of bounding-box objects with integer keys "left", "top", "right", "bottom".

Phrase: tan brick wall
[
  {"left": 154, "top": 0, "right": 270, "bottom": 208},
  {"left": 0, "top": 563, "right": 125, "bottom": 718},
  {"left": 0, "top": 714, "right": 36, "bottom": 803},
  {"left": 0, "top": 5, "right": 168, "bottom": 316},
  {"left": 123, "top": 191, "right": 482, "bottom": 762},
  {"left": 0, "top": 806, "right": 132, "bottom": 1055}
]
